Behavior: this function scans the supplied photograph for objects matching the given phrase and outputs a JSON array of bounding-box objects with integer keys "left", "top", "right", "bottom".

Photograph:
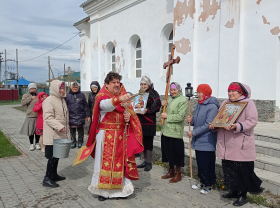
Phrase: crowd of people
[{"left": 19, "top": 72, "right": 263, "bottom": 207}]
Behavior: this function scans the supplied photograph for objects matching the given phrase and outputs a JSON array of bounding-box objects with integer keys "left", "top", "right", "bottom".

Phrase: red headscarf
[
  {"left": 228, "top": 82, "right": 247, "bottom": 96},
  {"left": 197, "top": 84, "right": 212, "bottom": 105}
]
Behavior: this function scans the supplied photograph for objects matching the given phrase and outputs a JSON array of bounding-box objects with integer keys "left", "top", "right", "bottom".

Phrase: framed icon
[{"left": 133, "top": 93, "right": 149, "bottom": 114}]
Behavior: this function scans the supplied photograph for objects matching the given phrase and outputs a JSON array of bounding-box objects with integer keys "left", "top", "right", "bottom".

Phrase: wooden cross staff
[
  {"left": 121, "top": 102, "right": 131, "bottom": 137},
  {"left": 161, "top": 45, "right": 181, "bottom": 125}
]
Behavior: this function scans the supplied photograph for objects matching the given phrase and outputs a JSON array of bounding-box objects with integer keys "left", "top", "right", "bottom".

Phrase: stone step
[
  {"left": 255, "top": 140, "right": 280, "bottom": 158},
  {"left": 255, "top": 133, "right": 280, "bottom": 145},
  {"left": 153, "top": 138, "right": 280, "bottom": 196}
]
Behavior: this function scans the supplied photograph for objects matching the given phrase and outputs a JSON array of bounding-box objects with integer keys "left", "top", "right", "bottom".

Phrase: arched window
[
  {"left": 112, "top": 47, "right": 116, "bottom": 72},
  {"left": 168, "top": 30, "right": 173, "bottom": 60},
  {"left": 136, "top": 39, "right": 142, "bottom": 78}
]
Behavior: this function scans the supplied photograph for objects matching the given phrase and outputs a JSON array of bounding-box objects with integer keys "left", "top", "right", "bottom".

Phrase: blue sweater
[{"left": 191, "top": 97, "right": 220, "bottom": 151}]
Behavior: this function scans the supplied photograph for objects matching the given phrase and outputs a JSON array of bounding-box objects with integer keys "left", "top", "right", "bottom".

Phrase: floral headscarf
[
  {"left": 169, "top": 82, "right": 182, "bottom": 93},
  {"left": 228, "top": 82, "right": 247, "bottom": 96}
]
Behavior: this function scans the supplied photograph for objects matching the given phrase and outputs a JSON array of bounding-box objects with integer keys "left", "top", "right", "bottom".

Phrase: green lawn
[
  {"left": 0, "top": 130, "right": 21, "bottom": 158},
  {"left": 0, "top": 100, "right": 21, "bottom": 106}
]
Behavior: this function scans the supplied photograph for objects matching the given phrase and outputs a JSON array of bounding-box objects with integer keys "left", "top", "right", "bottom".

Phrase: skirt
[
  {"left": 222, "top": 159, "right": 262, "bottom": 193},
  {"left": 161, "top": 134, "right": 185, "bottom": 167},
  {"left": 20, "top": 117, "right": 37, "bottom": 136},
  {"left": 45, "top": 145, "right": 54, "bottom": 160},
  {"left": 36, "top": 128, "right": 43, "bottom": 136}
]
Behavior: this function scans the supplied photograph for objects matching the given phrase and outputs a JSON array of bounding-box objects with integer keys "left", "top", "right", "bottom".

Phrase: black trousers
[
  {"left": 29, "top": 134, "right": 40, "bottom": 144},
  {"left": 45, "top": 145, "right": 59, "bottom": 178},
  {"left": 195, "top": 150, "right": 216, "bottom": 187},
  {"left": 143, "top": 136, "right": 154, "bottom": 151},
  {"left": 70, "top": 127, "right": 84, "bottom": 144}
]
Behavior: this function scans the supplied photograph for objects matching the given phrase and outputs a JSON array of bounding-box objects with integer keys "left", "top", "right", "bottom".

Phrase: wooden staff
[
  {"left": 161, "top": 45, "right": 181, "bottom": 125},
  {"left": 188, "top": 98, "right": 193, "bottom": 179}
]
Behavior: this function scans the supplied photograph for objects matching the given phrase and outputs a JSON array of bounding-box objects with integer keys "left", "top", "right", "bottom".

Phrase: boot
[
  {"left": 222, "top": 190, "right": 241, "bottom": 199},
  {"left": 144, "top": 163, "right": 152, "bottom": 172},
  {"left": 233, "top": 195, "right": 248, "bottom": 207},
  {"left": 137, "top": 161, "right": 147, "bottom": 168},
  {"left": 51, "top": 173, "right": 66, "bottom": 181},
  {"left": 161, "top": 169, "right": 175, "bottom": 179},
  {"left": 43, "top": 176, "right": 59, "bottom": 188},
  {"left": 169, "top": 167, "right": 182, "bottom": 183},
  {"left": 98, "top": 196, "right": 107, "bottom": 201}
]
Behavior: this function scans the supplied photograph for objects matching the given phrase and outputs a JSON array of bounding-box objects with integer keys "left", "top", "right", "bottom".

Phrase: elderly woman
[
  {"left": 136, "top": 76, "right": 161, "bottom": 171},
  {"left": 42, "top": 80, "right": 70, "bottom": 188},
  {"left": 160, "top": 82, "right": 188, "bottom": 183},
  {"left": 210, "top": 82, "right": 263, "bottom": 207},
  {"left": 187, "top": 84, "right": 219, "bottom": 194},
  {"left": 20, "top": 83, "right": 40, "bottom": 151}
]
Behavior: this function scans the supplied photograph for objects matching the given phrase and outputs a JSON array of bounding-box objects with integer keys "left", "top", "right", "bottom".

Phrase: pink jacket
[{"left": 216, "top": 83, "right": 258, "bottom": 162}]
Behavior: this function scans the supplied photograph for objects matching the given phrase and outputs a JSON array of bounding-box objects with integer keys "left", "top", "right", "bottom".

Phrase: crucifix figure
[{"left": 161, "top": 45, "right": 181, "bottom": 125}]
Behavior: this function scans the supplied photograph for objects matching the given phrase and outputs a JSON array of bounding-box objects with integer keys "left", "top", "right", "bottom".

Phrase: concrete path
[{"left": 0, "top": 105, "right": 264, "bottom": 208}]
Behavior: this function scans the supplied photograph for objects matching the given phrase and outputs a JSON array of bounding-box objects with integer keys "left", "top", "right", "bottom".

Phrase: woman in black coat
[
  {"left": 86, "top": 81, "right": 100, "bottom": 132},
  {"left": 137, "top": 76, "right": 161, "bottom": 171}
]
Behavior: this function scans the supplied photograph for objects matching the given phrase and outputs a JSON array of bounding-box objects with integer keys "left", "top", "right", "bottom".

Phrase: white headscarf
[
  {"left": 140, "top": 76, "right": 152, "bottom": 86},
  {"left": 28, "top": 83, "right": 37, "bottom": 90}
]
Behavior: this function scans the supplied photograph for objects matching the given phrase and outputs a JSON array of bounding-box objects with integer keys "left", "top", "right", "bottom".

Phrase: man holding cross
[{"left": 86, "top": 72, "right": 144, "bottom": 201}]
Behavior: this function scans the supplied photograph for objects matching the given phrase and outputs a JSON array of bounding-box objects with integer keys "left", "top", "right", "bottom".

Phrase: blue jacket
[{"left": 191, "top": 97, "right": 220, "bottom": 151}]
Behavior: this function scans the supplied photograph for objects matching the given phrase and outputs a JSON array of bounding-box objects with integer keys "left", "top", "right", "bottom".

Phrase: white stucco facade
[{"left": 75, "top": 0, "right": 280, "bottom": 107}]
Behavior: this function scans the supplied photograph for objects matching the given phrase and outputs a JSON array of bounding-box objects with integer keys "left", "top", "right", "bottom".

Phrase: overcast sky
[{"left": 0, "top": 0, "right": 86, "bottom": 83}]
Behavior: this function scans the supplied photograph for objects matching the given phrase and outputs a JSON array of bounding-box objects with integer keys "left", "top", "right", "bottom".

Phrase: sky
[{"left": 0, "top": 0, "right": 86, "bottom": 83}]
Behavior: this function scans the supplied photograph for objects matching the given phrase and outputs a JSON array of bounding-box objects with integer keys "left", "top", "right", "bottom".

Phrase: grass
[
  {"left": 0, "top": 130, "right": 21, "bottom": 158},
  {"left": 0, "top": 95, "right": 22, "bottom": 106},
  {"left": 156, "top": 124, "right": 162, "bottom": 132}
]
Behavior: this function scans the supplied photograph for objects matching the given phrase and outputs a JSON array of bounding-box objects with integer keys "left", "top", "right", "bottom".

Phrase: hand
[
  {"left": 162, "top": 100, "right": 167, "bottom": 107},
  {"left": 119, "top": 94, "right": 131, "bottom": 103},
  {"left": 31, "top": 96, "right": 37, "bottom": 100},
  {"left": 187, "top": 115, "right": 192, "bottom": 123},
  {"left": 140, "top": 109, "right": 147, "bottom": 115},
  {"left": 124, "top": 112, "right": 131, "bottom": 123},
  {"left": 86, "top": 117, "right": 91, "bottom": 122},
  {"left": 209, "top": 123, "right": 216, "bottom": 130},
  {"left": 59, "top": 127, "right": 66, "bottom": 132},
  {"left": 224, "top": 124, "right": 237, "bottom": 131},
  {"left": 161, "top": 113, "right": 167, "bottom": 119},
  {"left": 187, "top": 131, "right": 193, "bottom": 138}
]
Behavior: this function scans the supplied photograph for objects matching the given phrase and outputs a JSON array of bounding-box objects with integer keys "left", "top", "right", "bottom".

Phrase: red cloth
[
  {"left": 198, "top": 94, "right": 210, "bottom": 105},
  {"left": 33, "top": 92, "right": 48, "bottom": 130},
  {"left": 228, "top": 82, "right": 247, "bottom": 96}
]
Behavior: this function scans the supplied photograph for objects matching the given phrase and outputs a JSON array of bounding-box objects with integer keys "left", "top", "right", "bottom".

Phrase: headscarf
[
  {"left": 140, "top": 76, "right": 152, "bottom": 87},
  {"left": 169, "top": 82, "right": 182, "bottom": 92},
  {"left": 197, "top": 84, "right": 212, "bottom": 105},
  {"left": 228, "top": 82, "right": 247, "bottom": 96},
  {"left": 60, "top": 83, "right": 65, "bottom": 88},
  {"left": 28, "top": 83, "right": 37, "bottom": 90}
]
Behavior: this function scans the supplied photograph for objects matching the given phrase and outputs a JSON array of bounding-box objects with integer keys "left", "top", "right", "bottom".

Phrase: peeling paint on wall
[
  {"left": 102, "top": 44, "right": 105, "bottom": 53},
  {"left": 270, "top": 26, "right": 280, "bottom": 35},
  {"left": 174, "top": 38, "right": 191, "bottom": 55},
  {"left": 173, "top": 0, "right": 196, "bottom": 35},
  {"left": 115, "top": 56, "right": 120, "bottom": 63},
  {"left": 80, "top": 40, "right": 86, "bottom": 58},
  {"left": 113, "top": 40, "right": 117, "bottom": 47},
  {"left": 207, "top": 26, "right": 210, "bottom": 31},
  {"left": 262, "top": 16, "right": 270, "bottom": 25},
  {"left": 198, "top": 0, "right": 220, "bottom": 22},
  {"left": 121, "top": 48, "right": 124, "bottom": 58},
  {"left": 225, "top": 19, "right": 235, "bottom": 28},
  {"left": 123, "top": 60, "right": 125, "bottom": 68},
  {"left": 256, "top": 0, "right": 262, "bottom": 5},
  {"left": 83, "top": 73, "right": 86, "bottom": 80}
]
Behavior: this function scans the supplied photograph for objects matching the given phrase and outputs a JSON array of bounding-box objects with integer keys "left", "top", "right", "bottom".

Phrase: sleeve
[
  {"left": 33, "top": 102, "right": 42, "bottom": 113},
  {"left": 21, "top": 94, "right": 32, "bottom": 106},
  {"left": 166, "top": 99, "right": 188, "bottom": 123},
  {"left": 192, "top": 104, "right": 219, "bottom": 137},
  {"left": 43, "top": 99, "right": 65, "bottom": 131},
  {"left": 234, "top": 100, "right": 258, "bottom": 133},
  {"left": 86, "top": 96, "right": 92, "bottom": 117},
  {"left": 190, "top": 105, "right": 199, "bottom": 126},
  {"left": 100, "top": 99, "right": 117, "bottom": 113},
  {"left": 146, "top": 91, "right": 162, "bottom": 114}
]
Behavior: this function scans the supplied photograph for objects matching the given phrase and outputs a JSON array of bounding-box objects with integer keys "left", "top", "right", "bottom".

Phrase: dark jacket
[
  {"left": 191, "top": 97, "right": 220, "bottom": 151},
  {"left": 65, "top": 89, "right": 87, "bottom": 127},
  {"left": 137, "top": 87, "right": 161, "bottom": 137},
  {"left": 86, "top": 81, "right": 101, "bottom": 118}
]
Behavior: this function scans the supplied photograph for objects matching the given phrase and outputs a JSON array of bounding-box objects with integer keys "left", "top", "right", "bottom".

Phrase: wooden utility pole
[
  {"left": 48, "top": 56, "right": 51, "bottom": 87},
  {"left": 16, "top": 49, "right": 19, "bottom": 90},
  {"left": 4, "top": 49, "right": 7, "bottom": 89},
  {"left": 0, "top": 52, "right": 3, "bottom": 86},
  {"left": 64, "top": 63, "right": 65, "bottom": 82}
]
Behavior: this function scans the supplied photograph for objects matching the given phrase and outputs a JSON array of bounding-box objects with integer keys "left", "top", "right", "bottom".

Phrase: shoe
[
  {"left": 137, "top": 161, "right": 147, "bottom": 168},
  {"left": 222, "top": 190, "right": 241, "bottom": 199},
  {"left": 29, "top": 144, "right": 35, "bottom": 151},
  {"left": 250, "top": 187, "right": 264, "bottom": 195},
  {"left": 98, "top": 196, "right": 107, "bottom": 201},
  {"left": 192, "top": 183, "right": 204, "bottom": 190},
  {"left": 78, "top": 143, "right": 82, "bottom": 149},
  {"left": 35, "top": 143, "right": 41, "bottom": 150},
  {"left": 71, "top": 143, "right": 76, "bottom": 149},
  {"left": 51, "top": 174, "right": 66, "bottom": 181},
  {"left": 200, "top": 186, "right": 212, "bottom": 195},
  {"left": 233, "top": 196, "right": 248, "bottom": 207},
  {"left": 169, "top": 171, "right": 182, "bottom": 183},
  {"left": 161, "top": 169, "right": 175, "bottom": 179},
  {"left": 144, "top": 163, "right": 152, "bottom": 172},
  {"left": 43, "top": 176, "right": 59, "bottom": 188}
]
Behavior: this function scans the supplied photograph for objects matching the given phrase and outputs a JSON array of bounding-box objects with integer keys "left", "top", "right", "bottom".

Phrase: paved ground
[{"left": 0, "top": 105, "right": 264, "bottom": 208}]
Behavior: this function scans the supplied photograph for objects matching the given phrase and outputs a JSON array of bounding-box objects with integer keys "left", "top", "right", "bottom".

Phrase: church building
[{"left": 74, "top": 0, "right": 280, "bottom": 122}]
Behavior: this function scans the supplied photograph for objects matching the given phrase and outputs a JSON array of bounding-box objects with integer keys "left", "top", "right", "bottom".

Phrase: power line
[
  {"left": 51, "top": 65, "right": 63, "bottom": 73},
  {"left": 19, "top": 32, "right": 81, "bottom": 63}
]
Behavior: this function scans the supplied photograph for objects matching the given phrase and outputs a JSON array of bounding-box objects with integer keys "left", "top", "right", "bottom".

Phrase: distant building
[
  {"left": 46, "top": 72, "right": 81, "bottom": 86},
  {"left": 7, "top": 78, "right": 30, "bottom": 89}
]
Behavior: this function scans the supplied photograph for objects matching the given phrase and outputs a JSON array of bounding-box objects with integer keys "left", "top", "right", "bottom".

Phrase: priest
[{"left": 86, "top": 72, "right": 144, "bottom": 201}]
